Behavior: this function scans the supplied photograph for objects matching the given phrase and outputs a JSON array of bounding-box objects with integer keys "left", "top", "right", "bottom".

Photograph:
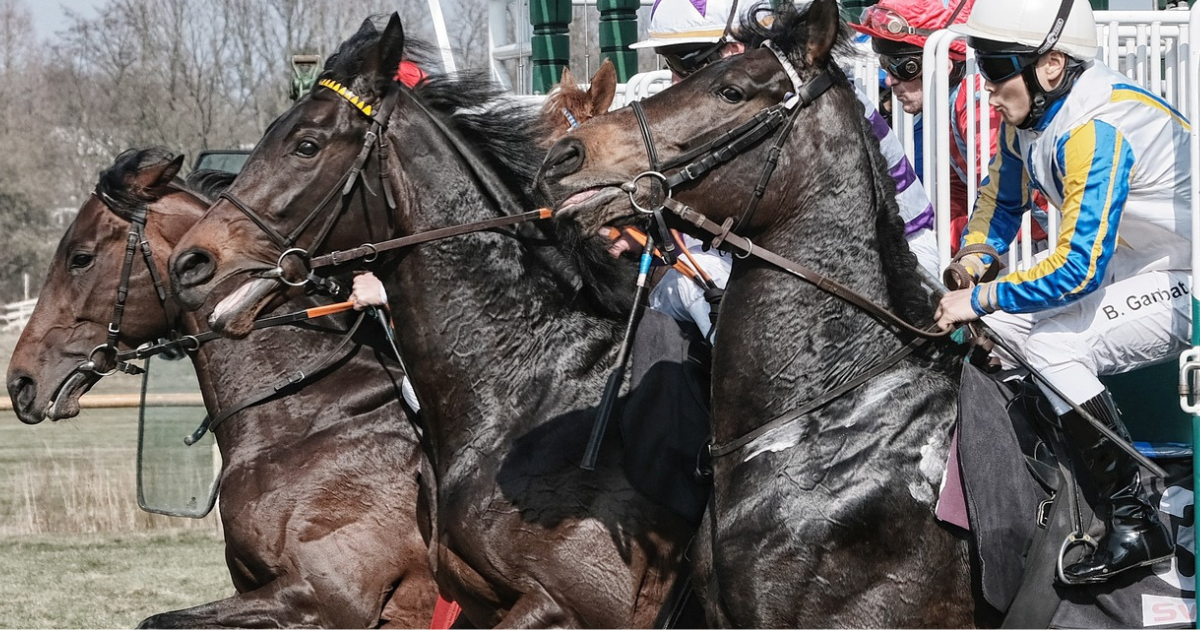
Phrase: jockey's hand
[
  {"left": 350, "top": 272, "right": 388, "bottom": 310},
  {"left": 599, "top": 227, "right": 641, "bottom": 259},
  {"left": 934, "top": 288, "right": 980, "bottom": 332}
]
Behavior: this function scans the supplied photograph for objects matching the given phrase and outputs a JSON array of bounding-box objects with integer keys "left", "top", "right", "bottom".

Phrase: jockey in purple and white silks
[
  {"left": 936, "top": 0, "right": 1189, "bottom": 585},
  {"left": 634, "top": 0, "right": 939, "bottom": 338}
]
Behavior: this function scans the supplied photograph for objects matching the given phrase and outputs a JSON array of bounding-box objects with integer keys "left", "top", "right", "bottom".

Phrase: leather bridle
[
  {"left": 81, "top": 186, "right": 204, "bottom": 377},
  {"left": 624, "top": 41, "right": 952, "bottom": 458},
  {"left": 217, "top": 81, "right": 404, "bottom": 287}
]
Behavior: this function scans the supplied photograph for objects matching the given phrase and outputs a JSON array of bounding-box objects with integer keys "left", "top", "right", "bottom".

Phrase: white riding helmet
[
  {"left": 949, "top": 0, "right": 1098, "bottom": 60},
  {"left": 631, "top": 0, "right": 741, "bottom": 49}
]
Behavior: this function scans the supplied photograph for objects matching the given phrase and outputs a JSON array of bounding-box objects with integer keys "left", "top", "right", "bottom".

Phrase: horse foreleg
[{"left": 135, "top": 580, "right": 328, "bottom": 629}]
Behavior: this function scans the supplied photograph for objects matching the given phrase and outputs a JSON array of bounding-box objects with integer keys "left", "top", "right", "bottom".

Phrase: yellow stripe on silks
[
  {"left": 1001, "top": 124, "right": 1098, "bottom": 291},
  {"left": 318, "top": 78, "right": 375, "bottom": 117},
  {"left": 1111, "top": 89, "right": 1191, "bottom": 131},
  {"left": 1070, "top": 130, "right": 1123, "bottom": 294},
  {"left": 962, "top": 126, "right": 1027, "bottom": 249}
]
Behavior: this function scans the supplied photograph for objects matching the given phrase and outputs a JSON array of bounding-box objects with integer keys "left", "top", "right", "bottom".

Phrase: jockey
[
  {"left": 629, "top": 0, "right": 940, "bottom": 339},
  {"left": 851, "top": 0, "right": 1000, "bottom": 253},
  {"left": 936, "top": 0, "right": 1188, "bottom": 583}
]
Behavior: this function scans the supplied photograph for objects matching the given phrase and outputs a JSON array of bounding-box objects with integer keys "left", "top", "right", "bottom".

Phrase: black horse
[
  {"left": 167, "top": 16, "right": 699, "bottom": 628},
  {"left": 536, "top": 1, "right": 999, "bottom": 626},
  {"left": 7, "top": 148, "right": 438, "bottom": 627}
]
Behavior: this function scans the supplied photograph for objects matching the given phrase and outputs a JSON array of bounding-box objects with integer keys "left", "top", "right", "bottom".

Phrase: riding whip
[{"left": 581, "top": 234, "right": 655, "bottom": 470}]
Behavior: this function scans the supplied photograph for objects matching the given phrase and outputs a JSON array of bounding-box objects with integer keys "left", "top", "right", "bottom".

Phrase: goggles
[
  {"left": 660, "top": 42, "right": 726, "bottom": 78},
  {"left": 879, "top": 53, "right": 923, "bottom": 82},
  {"left": 859, "top": 5, "right": 935, "bottom": 37},
  {"left": 976, "top": 52, "right": 1040, "bottom": 84}
]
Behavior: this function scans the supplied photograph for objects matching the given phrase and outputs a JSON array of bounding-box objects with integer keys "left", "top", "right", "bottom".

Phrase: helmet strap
[{"left": 1016, "top": 54, "right": 1088, "bottom": 130}]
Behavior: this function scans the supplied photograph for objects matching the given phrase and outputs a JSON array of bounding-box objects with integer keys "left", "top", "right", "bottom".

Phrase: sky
[{"left": 26, "top": 0, "right": 102, "bottom": 39}]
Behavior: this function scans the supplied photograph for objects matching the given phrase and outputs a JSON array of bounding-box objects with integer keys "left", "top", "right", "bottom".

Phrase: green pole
[
  {"left": 597, "top": 0, "right": 641, "bottom": 81},
  {"left": 530, "top": 0, "right": 572, "bottom": 94}
]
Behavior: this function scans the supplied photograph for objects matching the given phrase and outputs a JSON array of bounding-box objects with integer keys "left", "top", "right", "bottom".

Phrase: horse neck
[
  {"left": 709, "top": 90, "right": 946, "bottom": 445},
  {"left": 383, "top": 116, "right": 620, "bottom": 462}
]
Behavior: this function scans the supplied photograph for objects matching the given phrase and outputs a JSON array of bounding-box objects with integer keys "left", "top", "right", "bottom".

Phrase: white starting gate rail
[{"left": 2, "top": 298, "right": 36, "bottom": 330}]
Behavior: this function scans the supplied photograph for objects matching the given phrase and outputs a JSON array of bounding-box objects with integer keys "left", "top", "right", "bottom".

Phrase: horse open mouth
[
  {"left": 554, "top": 186, "right": 635, "bottom": 234},
  {"left": 210, "top": 277, "right": 280, "bottom": 338},
  {"left": 45, "top": 370, "right": 99, "bottom": 422}
]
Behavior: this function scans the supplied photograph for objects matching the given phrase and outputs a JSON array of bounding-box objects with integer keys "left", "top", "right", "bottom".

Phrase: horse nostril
[
  {"left": 545, "top": 137, "right": 586, "bottom": 177},
  {"left": 173, "top": 248, "right": 216, "bottom": 289},
  {"left": 8, "top": 375, "right": 36, "bottom": 418}
]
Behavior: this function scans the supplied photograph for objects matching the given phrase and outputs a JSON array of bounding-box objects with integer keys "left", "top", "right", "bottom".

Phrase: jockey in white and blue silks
[
  {"left": 634, "top": 0, "right": 939, "bottom": 339},
  {"left": 937, "top": 0, "right": 1187, "bottom": 585}
]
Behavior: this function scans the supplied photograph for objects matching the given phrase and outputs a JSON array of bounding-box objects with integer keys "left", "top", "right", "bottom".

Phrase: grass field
[{"left": 1, "top": 329, "right": 232, "bottom": 627}]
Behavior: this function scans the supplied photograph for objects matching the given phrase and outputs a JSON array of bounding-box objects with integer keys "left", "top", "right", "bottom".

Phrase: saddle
[{"left": 955, "top": 363, "right": 1195, "bottom": 628}]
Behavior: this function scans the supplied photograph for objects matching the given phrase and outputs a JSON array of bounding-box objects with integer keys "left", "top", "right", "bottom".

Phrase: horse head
[
  {"left": 537, "top": 0, "right": 856, "bottom": 239},
  {"left": 540, "top": 58, "right": 618, "bottom": 142},
  {"left": 7, "top": 148, "right": 204, "bottom": 423},
  {"left": 170, "top": 15, "right": 409, "bottom": 337}
]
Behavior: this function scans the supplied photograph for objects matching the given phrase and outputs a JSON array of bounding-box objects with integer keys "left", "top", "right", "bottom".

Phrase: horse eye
[
  {"left": 70, "top": 252, "right": 94, "bottom": 270},
  {"left": 718, "top": 86, "right": 745, "bottom": 104},
  {"left": 296, "top": 140, "right": 320, "bottom": 157}
]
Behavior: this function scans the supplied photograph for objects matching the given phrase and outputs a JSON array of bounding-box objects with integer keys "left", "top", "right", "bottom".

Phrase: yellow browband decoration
[{"left": 318, "top": 78, "right": 375, "bottom": 117}]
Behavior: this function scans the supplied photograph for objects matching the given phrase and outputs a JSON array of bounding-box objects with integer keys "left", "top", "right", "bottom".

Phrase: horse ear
[
  {"left": 805, "top": 0, "right": 840, "bottom": 66},
  {"left": 130, "top": 154, "right": 184, "bottom": 193},
  {"left": 356, "top": 17, "right": 378, "bottom": 38},
  {"left": 560, "top": 66, "right": 577, "bottom": 89},
  {"left": 378, "top": 13, "right": 406, "bottom": 84},
  {"left": 588, "top": 59, "right": 617, "bottom": 115}
]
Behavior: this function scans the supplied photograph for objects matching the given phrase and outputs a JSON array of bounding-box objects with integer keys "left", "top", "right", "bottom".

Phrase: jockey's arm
[
  {"left": 957, "top": 125, "right": 1033, "bottom": 280},
  {"left": 972, "top": 120, "right": 1133, "bottom": 315}
]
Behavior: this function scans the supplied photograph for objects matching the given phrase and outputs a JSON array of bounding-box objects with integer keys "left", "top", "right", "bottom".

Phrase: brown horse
[
  {"left": 6, "top": 148, "right": 438, "bottom": 628},
  {"left": 167, "top": 15, "right": 699, "bottom": 628},
  {"left": 536, "top": 1, "right": 996, "bottom": 626},
  {"left": 540, "top": 59, "right": 618, "bottom": 141}
]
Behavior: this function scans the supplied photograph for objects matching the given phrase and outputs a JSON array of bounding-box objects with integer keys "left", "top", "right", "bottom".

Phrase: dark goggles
[
  {"left": 661, "top": 42, "right": 726, "bottom": 78},
  {"left": 879, "top": 53, "right": 923, "bottom": 82},
  {"left": 976, "top": 52, "right": 1040, "bottom": 84}
]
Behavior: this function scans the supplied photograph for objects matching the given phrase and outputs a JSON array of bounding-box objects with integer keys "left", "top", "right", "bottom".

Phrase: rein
[{"left": 624, "top": 43, "right": 952, "bottom": 459}]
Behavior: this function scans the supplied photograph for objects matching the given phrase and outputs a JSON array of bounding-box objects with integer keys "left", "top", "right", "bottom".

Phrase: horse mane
[
  {"left": 413, "top": 72, "right": 547, "bottom": 204},
  {"left": 735, "top": 1, "right": 856, "bottom": 83},
  {"left": 185, "top": 169, "right": 237, "bottom": 201},
  {"left": 96, "top": 147, "right": 180, "bottom": 221},
  {"left": 320, "top": 23, "right": 636, "bottom": 317}
]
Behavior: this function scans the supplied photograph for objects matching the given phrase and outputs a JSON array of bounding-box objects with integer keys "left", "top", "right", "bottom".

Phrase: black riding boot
[{"left": 1059, "top": 391, "right": 1174, "bottom": 584}]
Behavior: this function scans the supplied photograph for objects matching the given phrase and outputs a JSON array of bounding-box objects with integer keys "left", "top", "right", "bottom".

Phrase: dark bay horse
[
  {"left": 6, "top": 148, "right": 438, "bottom": 628},
  {"left": 536, "top": 1, "right": 993, "bottom": 626},
  {"left": 167, "top": 15, "right": 698, "bottom": 628}
]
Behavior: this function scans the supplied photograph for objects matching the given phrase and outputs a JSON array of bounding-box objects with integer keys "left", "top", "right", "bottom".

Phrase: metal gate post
[
  {"left": 530, "top": 0, "right": 572, "bottom": 93},
  {"left": 597, "top": 0, "right": 641, "bottom": 82}
]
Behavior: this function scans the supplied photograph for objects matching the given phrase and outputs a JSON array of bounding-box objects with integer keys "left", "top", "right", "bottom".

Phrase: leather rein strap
[{"left": 310, "top": 208, "right": 553, "bottom": 270}]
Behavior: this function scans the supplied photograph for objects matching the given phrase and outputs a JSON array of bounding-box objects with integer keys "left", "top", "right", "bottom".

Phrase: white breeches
[
  {"left": 649, "top": 235, "right": 733, "bottom": 340},
  {"left": 984, "top": 269, "right": 1192, "bottom": 415}
]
